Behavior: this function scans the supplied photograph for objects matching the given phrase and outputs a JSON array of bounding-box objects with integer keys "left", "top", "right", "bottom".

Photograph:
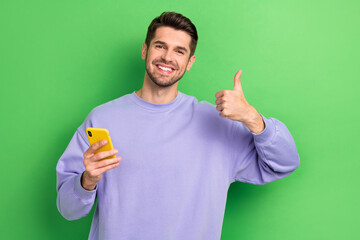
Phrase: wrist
[
  {"left": 81, "top": 172, "right": 97, "bottom": 191},
  {"left": 244, "top": 109, "right": 265, "bottom": 134}
]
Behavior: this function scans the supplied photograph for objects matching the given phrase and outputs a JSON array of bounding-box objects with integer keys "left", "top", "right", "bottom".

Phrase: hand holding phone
[
  {"left": 86, "top": 128, "right": 116, "bottom": 159},
  {"left": 81, "top": 128, "right": 122, "bottom": 191}
]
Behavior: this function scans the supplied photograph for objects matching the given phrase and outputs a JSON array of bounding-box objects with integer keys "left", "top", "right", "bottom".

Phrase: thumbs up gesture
[{"left": 215, "top": 70, "right": 265, "bottom": 134}]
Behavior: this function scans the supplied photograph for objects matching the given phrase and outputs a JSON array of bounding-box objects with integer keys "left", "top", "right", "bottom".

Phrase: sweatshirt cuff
[
  {"left": 73, "top": 173, "right": 97, "bottom": 203},
  {"left": 251, "top": 114, "right": 276, "bottom": 144}
]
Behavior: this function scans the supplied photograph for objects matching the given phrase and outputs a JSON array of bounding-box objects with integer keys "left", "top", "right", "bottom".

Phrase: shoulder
[
  {"left": 78, "top": 92, "right": 133, "bottom": 130},
  {"left": 183, "top": 92, "right": 235, "bottom": 131},
  {"left": 89, "top": 92, "right": 133, "bottom": 117},
  {"left": 182, "top": 92, "right": 218, "bottom": 114}
]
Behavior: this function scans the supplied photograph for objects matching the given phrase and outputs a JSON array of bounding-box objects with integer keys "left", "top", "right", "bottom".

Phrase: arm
[
  {"left": 231, "top": 114, "right": 300, "bottom": 184},
  {"left": 214, "top": 70, "right": 300, "bottom": 184},
  {"left": 56, "top": 128, "right": 97, "bottom": 220}
]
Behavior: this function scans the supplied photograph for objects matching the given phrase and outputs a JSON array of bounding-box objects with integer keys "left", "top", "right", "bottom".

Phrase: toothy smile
[{"left": 156, "top": 64, "right": 175, "bottom": 73}]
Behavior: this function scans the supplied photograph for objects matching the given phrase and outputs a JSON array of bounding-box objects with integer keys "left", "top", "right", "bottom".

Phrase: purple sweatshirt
[{"left": 56, "top": 90, "right": 300, "bottom": 240}]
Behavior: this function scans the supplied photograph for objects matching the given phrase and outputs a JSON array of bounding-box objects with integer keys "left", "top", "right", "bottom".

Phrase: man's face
[{"left": 142, "top": 26, "right": 195, "bottom": 88}]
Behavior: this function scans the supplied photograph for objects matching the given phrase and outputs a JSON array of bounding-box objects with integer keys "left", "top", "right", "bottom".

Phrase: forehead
[{"left": 151, "top": 26, "right": 191, "bottom": 49}]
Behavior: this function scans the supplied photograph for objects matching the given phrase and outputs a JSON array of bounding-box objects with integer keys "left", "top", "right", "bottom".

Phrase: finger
[
  {"left": 233, "top": 69, "right": 243, "bottom": 92},
  {"left": 84, "top": 139, "right": 108, "bottom": 158},
  {"left": 216, "top": 104, "right": 224, "bottom": 111},
  {"left": 92, "top": 161, "right": 120, "bottom": 176},
  {"left": 91, "top": 149, "right": 118, "bottom": 162},
  {"left": 94, "top": 157, "right": 122, "bottom": 169},
  {"left": 215, "top": 98, "right": 223, "bottom": 105},
  {"left": 215, "top": 90, "right": 225, "bottom": 98}
]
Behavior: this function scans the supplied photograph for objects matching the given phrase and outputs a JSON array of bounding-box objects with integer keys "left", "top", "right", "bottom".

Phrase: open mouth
[{"left": 155, "top": 64, "right": 175, "bottom": 74}]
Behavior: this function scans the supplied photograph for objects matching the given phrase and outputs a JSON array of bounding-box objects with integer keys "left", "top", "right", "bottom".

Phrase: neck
[{"left": 136, "top": 88, "right": 178, "bottom": 104}]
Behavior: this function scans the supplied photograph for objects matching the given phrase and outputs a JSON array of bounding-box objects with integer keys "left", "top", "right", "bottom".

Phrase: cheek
[{"left": 178, "top": 60, "right": 188, "bottom": 70}]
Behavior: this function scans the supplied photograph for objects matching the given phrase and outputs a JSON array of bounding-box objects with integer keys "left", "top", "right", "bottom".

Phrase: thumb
[{"left": 234, "top": 69, "right": 243, "bottom": 92}]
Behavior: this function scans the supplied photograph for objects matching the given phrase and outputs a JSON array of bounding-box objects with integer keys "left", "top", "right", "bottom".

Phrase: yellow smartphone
[{"left": 86, "top": 127, "right": 115, "bottom": 159}]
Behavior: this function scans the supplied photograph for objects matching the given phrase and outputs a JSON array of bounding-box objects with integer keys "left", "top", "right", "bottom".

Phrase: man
[{"left": 56, "top": 11, "right": 300, "bottom": 240}]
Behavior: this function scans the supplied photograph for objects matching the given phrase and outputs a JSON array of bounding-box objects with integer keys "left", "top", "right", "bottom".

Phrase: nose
[{"left": 161, "top": 49, "right": 172, "bottom": 62}]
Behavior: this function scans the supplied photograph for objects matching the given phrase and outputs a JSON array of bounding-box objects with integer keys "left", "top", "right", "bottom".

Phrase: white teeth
[{"left": 158, "top": 65, "right": 173, "bottom": 72}]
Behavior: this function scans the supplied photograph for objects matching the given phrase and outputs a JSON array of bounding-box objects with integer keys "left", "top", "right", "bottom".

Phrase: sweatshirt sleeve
[
  {"left": 230, "top": 114, "right": 300, "bottom": 185},
  {"left": 56, "top": 127, "right": 97, "bottom": 220}
]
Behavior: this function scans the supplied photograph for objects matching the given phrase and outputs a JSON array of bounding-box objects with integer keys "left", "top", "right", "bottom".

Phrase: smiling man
[
  {"left": 136, "top": 23, "right": 195, "bottom": 104},
  {"left": 56, "top": 11, "right": 300, "bottom": 240},
  {"left": 141, "top": 27, "right": 195, "bottom": 88}
]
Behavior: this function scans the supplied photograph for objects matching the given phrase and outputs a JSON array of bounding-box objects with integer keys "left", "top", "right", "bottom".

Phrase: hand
[
  {"left": 215, "top": 69, "right": 265, "bottom": 134},
  {"left": 81, "top": 140, "right": 122, "bottom": 190}
]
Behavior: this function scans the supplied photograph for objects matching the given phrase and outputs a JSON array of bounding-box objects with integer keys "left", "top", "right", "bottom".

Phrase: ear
[
  {"left": 186, "top": 55, "right": 195, "bottom": 71},
  {"left": 141, "top": 42, "right": 147, "bottom": 60}
]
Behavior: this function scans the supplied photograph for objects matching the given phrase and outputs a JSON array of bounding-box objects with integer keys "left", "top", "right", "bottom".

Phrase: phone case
[{"left": 86, "top": 127, "right": 115, "bottom": 159}]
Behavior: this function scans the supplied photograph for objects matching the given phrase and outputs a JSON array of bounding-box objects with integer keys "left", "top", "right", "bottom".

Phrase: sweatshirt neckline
[{"left": 129, "top": 90, "right": 184, "bottom": 112}]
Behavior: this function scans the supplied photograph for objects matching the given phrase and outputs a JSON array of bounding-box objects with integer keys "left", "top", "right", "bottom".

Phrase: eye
[
  {"left": 177, "top": 51, "right": 184, "bottom": 55},
  {"left": 155, "top": 45, "right": 163, "bottom": 49}
]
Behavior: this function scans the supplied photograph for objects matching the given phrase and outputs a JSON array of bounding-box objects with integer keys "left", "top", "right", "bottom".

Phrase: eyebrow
[{"left": 153, "top": 40, "right": 188, "bottom": 53}]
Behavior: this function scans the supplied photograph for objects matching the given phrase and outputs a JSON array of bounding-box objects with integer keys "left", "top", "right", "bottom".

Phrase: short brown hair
[{"left": 145, "top": 11, "right": 198, "bottom": 58}]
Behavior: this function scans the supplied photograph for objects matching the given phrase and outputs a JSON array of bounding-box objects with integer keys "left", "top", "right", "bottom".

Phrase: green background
[{"left": 1, "top": 0, "right": 359, "bottom": 239}]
